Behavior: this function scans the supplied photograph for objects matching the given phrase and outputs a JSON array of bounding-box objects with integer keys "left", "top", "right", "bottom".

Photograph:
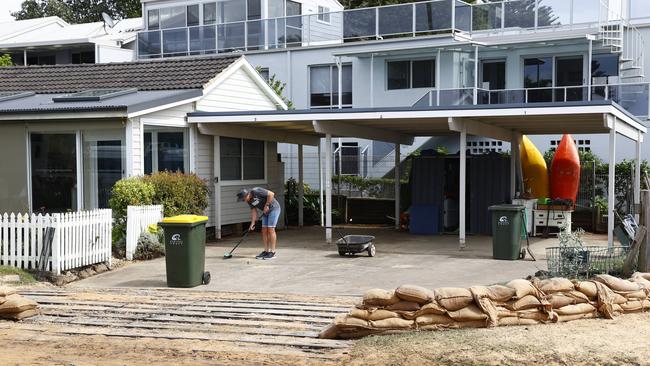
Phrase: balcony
[
  {"left": 413, "top": 83, "right": 650, "bottom": 120},
  {"left": 137, "top": 0, "right": 614, "bottom": 59}
]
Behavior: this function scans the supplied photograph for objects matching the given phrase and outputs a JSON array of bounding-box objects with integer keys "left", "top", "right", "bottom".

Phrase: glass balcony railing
[
  {"left": 138, "top": 0, "right": 619, "bottom": 58},
  {"left": 413, "top": 83, "right": 650, "bottom": 120}
]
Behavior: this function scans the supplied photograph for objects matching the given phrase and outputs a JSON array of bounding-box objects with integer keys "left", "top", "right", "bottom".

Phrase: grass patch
[{"left": 0, "top": 266, "right": 37, "bottom": 284}]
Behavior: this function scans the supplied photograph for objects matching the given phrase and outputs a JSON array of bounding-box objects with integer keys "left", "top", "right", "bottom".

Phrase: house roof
[
  {"left": 0, "top": 55, "right": 242, "bottom": 93},
  {"left": 0, "top": 89, "right": 202, "bottom": 116}
]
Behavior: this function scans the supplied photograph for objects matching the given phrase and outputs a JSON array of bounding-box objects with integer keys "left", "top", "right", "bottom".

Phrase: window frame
[
  {"left": 143, "top": 128, "right": 189, "bottom": 175},
  {"left": 309, "top": 64, "right": 353, "bottom": 109},
  {"left": 386, "top": 58, "right": 436, "bottom": 90},
  {"left": 219, "top": 137, "right": 267, "bottom": 185},
  {"left": 317, "top": 6, "right": 331, "bottom": 24}
]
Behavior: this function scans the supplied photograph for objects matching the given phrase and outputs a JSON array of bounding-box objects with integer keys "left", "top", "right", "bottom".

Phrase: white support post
[
  {"left": 318, "top": 140, "right": 324, "bottom": 227},
  {"left": 473, "top": 45, "right": 479, "bottom": 105},
  {"left": 459, "top": 126, "right": 467, "bottom": 249},
  {"left": 298, "top": 144, "right": 304, "bottom": 227},
  {"left": 325, "top": 133, "right": 333, "bottom": 243},
  {"left": 588, "top": 37, "right": 593, "bottom": 101},
  {"left": 635, "top": 132, "right": 642, "bottom": 221},
  {"left": 23, "top": 49, "right": 27, "bottom": 66},
  {"left": 394, "top": 143, "right": 400, "bottom": 230},
  {"left": 213, "top": 136, "right": 222, "bottom": 239},
  {"left": 608, "top": 121, "right": 617, "bottom": 247},
  {"left": 370, "top": 53, "right": 375, "bottom": 108},
  {"left": 337, "top": 57, "right": 343, "bottom": 109}
]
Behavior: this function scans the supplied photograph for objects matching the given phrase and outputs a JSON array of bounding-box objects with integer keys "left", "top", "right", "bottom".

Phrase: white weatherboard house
[{"left": 0, "top": 55, "right": 287, "bottom": 236}]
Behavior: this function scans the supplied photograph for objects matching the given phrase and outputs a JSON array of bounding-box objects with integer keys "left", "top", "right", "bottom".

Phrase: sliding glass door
[
  {"left": 555, "top": 56, "right": 584, "bottom": 101},
  {"left": 83, "top": 131, "right": 125, "bottom": 209}
]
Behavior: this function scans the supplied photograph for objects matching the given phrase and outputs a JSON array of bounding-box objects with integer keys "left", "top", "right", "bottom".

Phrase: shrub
[
  {"left": 109, "top": 178, "right": 155, "bottom": 245},
  {"left": 143, "top": 172, "right": 210, "bottom": 217},
  {"left": 134, "top": 232, "right": 165, "bottom": 260}
]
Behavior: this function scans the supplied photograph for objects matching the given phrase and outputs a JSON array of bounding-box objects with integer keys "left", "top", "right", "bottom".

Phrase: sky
[{"left": 0, "top": 0, "right": 25, "bottom": 22}]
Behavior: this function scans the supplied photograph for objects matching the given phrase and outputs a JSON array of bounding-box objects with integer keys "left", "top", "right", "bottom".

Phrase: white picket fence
[
  {"left": 125, "top": 205, "right": 164, "bottom": 260},
  {"left": 0, "top": 209, "right": 112, "bottom": 275}
]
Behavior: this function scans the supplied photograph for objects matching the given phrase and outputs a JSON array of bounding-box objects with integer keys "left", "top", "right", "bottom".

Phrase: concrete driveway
[{"left": 70, "top": 227, "right": 607, "bottom": 296}]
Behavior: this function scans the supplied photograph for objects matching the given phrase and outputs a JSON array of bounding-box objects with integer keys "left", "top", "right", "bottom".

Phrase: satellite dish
[{"left": 102, "top": 12, "right": 115, "bottom": 28}]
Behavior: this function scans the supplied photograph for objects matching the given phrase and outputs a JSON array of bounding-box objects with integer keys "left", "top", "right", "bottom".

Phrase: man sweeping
[{"left": 237, "top": 187, "right": 281, "bottom": 260}]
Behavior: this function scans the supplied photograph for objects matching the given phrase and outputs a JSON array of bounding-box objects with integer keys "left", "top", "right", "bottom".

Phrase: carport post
[
  {"left": 608, "top": 120, "right": 617, "bottom": 247},
  {"left": 319, "top": 141, "right": 324, "bottom": 227},
  {"left": 325, "top": 133, "right": 333, "bottom": 243},
  {"left": 298, "top": 144, "right": 304, "bottom": 227},
  {"left": 394, "top": 143, "right": 400, "bottom": 230},
  {"left": 459, "top": 127, "right": 467, "bottom": 249}
]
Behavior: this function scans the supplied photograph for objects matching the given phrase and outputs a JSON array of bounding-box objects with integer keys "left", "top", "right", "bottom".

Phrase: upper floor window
[
  {"left": 318, "top": 6, "right": 330, "bottom": 23},
  {"left": 310, "top": 64, "right": 352, "bottom": 108},
  {"left": 204, "top": 3, "right": 217, "bottom": 24},
  {"left": 387, "top": 59, "right": 435, "bottom": 90}
]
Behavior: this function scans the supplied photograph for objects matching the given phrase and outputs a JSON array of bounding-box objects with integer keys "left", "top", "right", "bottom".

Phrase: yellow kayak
[{"left": 520, "top": 135, "right": 550, "bottom": 198}]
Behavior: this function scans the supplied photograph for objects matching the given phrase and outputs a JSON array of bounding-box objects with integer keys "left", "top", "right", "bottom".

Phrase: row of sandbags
[
  {"left": 0, "top": 286, "right": 39, "bottom": 321},
  {"left": 319, "top": 273, "right": 650, "bottom": 339}
]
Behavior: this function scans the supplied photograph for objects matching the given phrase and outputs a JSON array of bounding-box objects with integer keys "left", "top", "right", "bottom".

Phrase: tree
[
  {"left": 0, "top": 54, "right": 14, "bottom": 67},
  {"left": 12, "top": 0, "right": 141, "bottom": 24}
]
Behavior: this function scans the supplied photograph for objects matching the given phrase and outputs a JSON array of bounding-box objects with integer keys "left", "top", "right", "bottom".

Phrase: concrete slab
[{"left": 70, "top": 227, "right": 608, "bottom": 296}]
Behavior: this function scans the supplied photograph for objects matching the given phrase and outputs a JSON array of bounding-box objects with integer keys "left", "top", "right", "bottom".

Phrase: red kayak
[{"left": 550, "top": 134, "right": 580, "bottom": 203}]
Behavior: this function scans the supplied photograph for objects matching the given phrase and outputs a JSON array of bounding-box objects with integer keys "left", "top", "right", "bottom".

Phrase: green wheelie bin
[
  {"left": 488, "top": 204, "right": 525, "bottom": 260},
  {"left": 159, "top": 215, "right": 211, "bottom": 288}
]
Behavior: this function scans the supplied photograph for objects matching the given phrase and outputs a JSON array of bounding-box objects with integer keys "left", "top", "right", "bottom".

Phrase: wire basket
[{"left": 546, "top": 245, "right": 630, "bottom": 279}]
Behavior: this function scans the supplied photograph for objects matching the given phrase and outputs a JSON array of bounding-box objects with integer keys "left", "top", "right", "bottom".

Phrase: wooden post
[{"left": 640, "top": 190, "right": 650, "bottom": 272}]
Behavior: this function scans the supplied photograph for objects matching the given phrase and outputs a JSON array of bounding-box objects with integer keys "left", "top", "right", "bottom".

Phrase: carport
[{"left": 188, "top": 100, "right": 646, "bottom": 248}]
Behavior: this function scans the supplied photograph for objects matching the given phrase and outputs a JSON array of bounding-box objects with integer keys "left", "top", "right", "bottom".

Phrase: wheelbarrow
[{"left": 332, "top": 227, "right": 376, "bottom": 257}]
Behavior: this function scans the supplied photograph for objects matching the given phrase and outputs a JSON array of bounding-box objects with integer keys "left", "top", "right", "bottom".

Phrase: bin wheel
[
  {"left": 519, "top": 249, "right": 526, "bottom": 260},
  {"left": 367, "top": 244, "right": 376, "bottom": 257},
  {"left": 338, "top": 249, "right": 347, "bottom": 256},
  {"left": 202, "top": 271, "right": 211, "bottom": 285}
]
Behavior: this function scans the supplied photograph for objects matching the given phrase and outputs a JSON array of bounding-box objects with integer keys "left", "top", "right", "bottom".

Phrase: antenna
[{"left": 102, "top": 12, "right": 115, "bottom": 28}]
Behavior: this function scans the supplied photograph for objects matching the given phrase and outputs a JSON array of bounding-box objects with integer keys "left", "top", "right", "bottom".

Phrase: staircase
[{"left": 598, "top": 1, "right": 645, "bottom": 82}]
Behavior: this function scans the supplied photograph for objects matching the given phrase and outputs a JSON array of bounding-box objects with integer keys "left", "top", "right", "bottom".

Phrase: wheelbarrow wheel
[
  {"left": 367, "top": 244, "right": 376, "bottom": 257},
  {"left": 338, "top": 249, "right": 347, "bottom": 256},
  {"left": 519, "top": 248, "right": 526, "bottom": 260}
]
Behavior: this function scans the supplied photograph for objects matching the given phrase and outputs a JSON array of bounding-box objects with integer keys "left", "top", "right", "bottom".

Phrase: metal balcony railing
[
  {"left": 137, "top": 0, "right": 626, "bottom": 59},
  {"left": 413, "top": 83, "right": 650, "bottom": 120}
]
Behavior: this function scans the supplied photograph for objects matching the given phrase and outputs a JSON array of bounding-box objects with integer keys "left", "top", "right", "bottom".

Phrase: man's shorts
[{"left": 262, "top": 207, "right": 281, "bottom": 228}]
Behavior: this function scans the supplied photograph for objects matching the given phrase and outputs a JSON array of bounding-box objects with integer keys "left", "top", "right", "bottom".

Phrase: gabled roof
[
  {"left": 0, "top": 16, "right": 68, "bottom": 42},
  {"left": 0, "top": 55, "right": 242, "bottom": 93}
]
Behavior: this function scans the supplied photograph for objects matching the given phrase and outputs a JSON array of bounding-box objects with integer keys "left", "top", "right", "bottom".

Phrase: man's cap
[{"left": 236, "top": 188, "right": 250, "bottom": 202}]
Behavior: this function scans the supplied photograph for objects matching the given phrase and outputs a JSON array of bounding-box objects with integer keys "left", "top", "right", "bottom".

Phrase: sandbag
[
  {"left": 554, "top": 303, "right": 597, "bottom": 316},
  {"left": 369, "top": 317, "right": 414, "bottom": 329},
  {"left": 498, "top": 317, "right": 541, "bottom": 326},
  {"left": 539, "top": 278, "right": 574, "bottom": 293},
  {"left": 447, "top": 304, "right": 488, "bottom": 322},
  {"left": 349, "top": 309, "right": 399, "bottom": 321},
  {"left": 470, "top": 285, "right": 516, "bottom": 303},
  {"left": 386, "top": 301, "right": 421, "bottom": 312},
  {"left": 517, "top": 309, "right": 556, "bottom": 322},
  {"left": 0, "top": 296, "right": 5, "bottom": 305},
  {"left": 507, "top": 279, "right": 542, "bottom": 299},
  {"left": 619, "top": 300, "right": 650, "bottom": 313},
  {"left": 435, "top": 287, "right": 473, "bottom": 311},
  {"left": 334, "top": 314, "right": 370, "bottom": 329},
  {"left": 496, "top": 306, "right": 519, "bottom": 319},
  {"left": 594, "top": 274, "right": 641, "bottom": 293},
  {"left": 630, "top": 275, "right": 650, "bottom": 290},
  {"left": 415, "top": 314, "right": 455, "bottom": 326},
  {"left": 574, "top": 281, "right": 598, "bottom": 299},
  {"left": 0, "top": 287, "right": 17, "bottom": 297},
  {"left": 505, "top": 295, "right": 542, "bottom": 311},
  {"left": 547, "top": 291, "right": 590, "bottom": 308},
  {"left": 395, "top": 285, "right": 434, "bottom": 305},
  {"left": 632, "top": 272, "right": 650, "bottom": 281},
  {"left": 624, "top": 290, "right": 648, "bottom": 300},
  {"left": 415, "top": 301, "right": 447, "bottom": 316},
  {"left": 556, "top": 312, "right": 598, "bottom": 322},
  {"left": 0, "top": 295, "right": 37, "bottom": 314},
  {"left": 0, "top": 308, "right": 39, "bottom": 321},
  {"left": 363, "top": 289, "right": 400, "bottom": 307}
]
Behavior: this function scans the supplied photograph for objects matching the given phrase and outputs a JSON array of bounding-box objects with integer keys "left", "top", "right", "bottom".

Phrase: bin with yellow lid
[{"left": 159, "top": 215, "right": 210, "bottom": 287}]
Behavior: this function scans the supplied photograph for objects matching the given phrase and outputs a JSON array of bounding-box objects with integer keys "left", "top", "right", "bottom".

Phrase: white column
[
  {"left": 473, "top": 45, "right": 479, "bottom": 105},
  {"left": 298, "top": 144, "right": 304, "bottom": 227},
  {"left": 23, "top": 49, "right": 27, "bottom": 66},
  {"left": 459, "top": 127, "right": 467, "bottom": 249},
  {"left": 394, "top": 143, "right": 400, "bottom": 230},
  {"left": 370, "top": 53, "right": 375, "bottom": 108},
  {"left": 213, "top": 136, "right": 222, "bottom": 239},
  {"left": 325, "top": 133, "right": 333, "bottom": 243},
  {"left": 587, "top": 37, "right": 593, "bottom": 101},
  {"left": 337, "top": 57, "right": 343, "bottom": 109},
  {"left": 318, "top": 140, "right": 324, "bottom": 227},
  {"left": 608, "top": 121, "right": 617, "bottom": 247},
  {"left": 634, "top": 132, "right": 642, "bottom": 221}
]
